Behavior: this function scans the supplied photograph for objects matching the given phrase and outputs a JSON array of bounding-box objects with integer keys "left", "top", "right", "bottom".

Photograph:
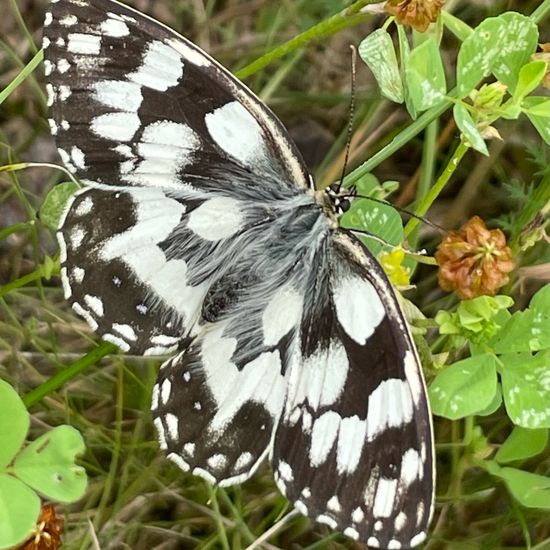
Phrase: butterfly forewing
[
  {"left": 44, "top": 0, "right": 310, "bottom": 190},
  {"left": 44, "top": 1, "right": 435, "bottom": 547}
]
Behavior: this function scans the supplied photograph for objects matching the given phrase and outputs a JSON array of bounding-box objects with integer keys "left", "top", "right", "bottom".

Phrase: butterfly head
[{"left": 324, "top": 183, "right": 356, "bottom": 215}]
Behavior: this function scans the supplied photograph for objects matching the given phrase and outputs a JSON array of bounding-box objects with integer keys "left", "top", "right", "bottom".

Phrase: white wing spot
[
  {"left": 352, "top": 507, "right": 364, "bottom": 523},
  {"left": 193, "top": 401, "right": 201, "bottom": 411},
  {"left": 60, "top": 267, "right": 71, "bottom": 298},
  {"left": 327, "top": 496, "right": 341, "bottom": 513},
  {"left": 333, "top": 274, "right": 385, "bottom": 345},
  {"left": 401, "top": 448, "right": 422, "bottom": 486},
  {"left": 277, "top": 461, "right": 294, "bottom": 482},
  {"left": 309, "top": 411, "right": 340, "bottom": 466},
  {"left": 59, "top": 85, "right": 72, "bottom": 101},
  {"left": 373, "top": 478, "right": 398, "bottom": 519},
  {"left": 183, "top": 442, "right": 195, "bottom": 456},
  {"left": 84, "top": 294, "right": 104, "bottom": 316},
  {"left": 71, "top": 267, "right": 85, "bottom": 283},
  {"left": 112, "top": 323, "right": 137, "bottom": 341},
  {"left": 60, "top": 14, "right": 78, "bottom": 26},
  {"left": 71, "top": 146, "right": 86, "bottom": 169},
  {"left": 122, "top": 121, "right": 199, "bottom": 187},
  {"left": 67, "top": 33, "right": 101, "bottom": 54},
  {"left": 343, "top": 527, "right": 360, "bottom": 540},
  {"left": 388, "top": 540, "right": 402, "bottom": 549},
  {"left": 262, "top": 285, "right": 303, "bottom": 346},
  {"left": 295, "top": 501, "right": 308, "bottom": 515},
  {"left": 44, "top": 60, "right": 53, "bottom": 77},
  {"left": 160, "top": 379, "right": 171, "bottom": 404},
  {"left": 410, "top": 532, "right": 427, "bottom": 547},
  {"left": 167, "top": 452, "right": 189, "bottom": 471},
  {"left": 394, "top": 511, "right": 407, "bottom": 531},
  {"left": 153, "top": 417, "right": 167, "bottom": 450},
  {"left": 167, "top": 38, "right": 210, "bottom": 66},
  {"left": 129, "top": 40, "right": 183, "bottom": 91},
  {"left": 100, "top": 18, "right": 129, "bottom": 37},
  {"left": 57, "top": 58, "right": 70, "bottom": 73},
  {"left": 72, "top": 302, "right": 98, "bottom": 331},
  {"left": 187, "top": 197, "right": 243, "bottom": 241},
  {"left": 207, "top": 454, "right": 227, "bottom": 471},
  {"left": 44, "top": 12, "right": 53, "bottom": 26},
  {"left": 92, "top": 80, "right": 143, "bottom": 112},
  {"left": 205, "top": 100, "right": 268, "bottom": 166},
  {"left": 183, "top": 371, "right": 191, "bottom": 382},
  {"left": 367, "top": 536, "right": 380, "bottom": 548},
  {"left": 367, "top": 379, "right": 413, "bottom": 441},
  {"left": 91, "top": 112, "right": 141, "bottom": 141},
  {"left": 75, "top": 196, "right": 93, "bottom": 216},
  {"left": 234, "top": 452, "right": 253, "bottom": 470},
  {"left": 103, "top": 333, "right": 130, "bottom": 351},
  {"left": 165, "top": 413, "right": 179, "bottom": 439},
  {"left": 316, "top": 514, "right": 337, "bottom": 529}
]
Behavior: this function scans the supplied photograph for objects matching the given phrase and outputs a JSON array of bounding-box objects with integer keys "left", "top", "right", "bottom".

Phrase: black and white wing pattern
[{"left": 43, "top": 1, "right": 435, "bottom": 548}]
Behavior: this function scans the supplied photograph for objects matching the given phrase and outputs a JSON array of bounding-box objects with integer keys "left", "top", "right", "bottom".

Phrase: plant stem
[
  {"left": 531, "top": 0, "right": 550, "bottom": 23},
  {"left": 403, "top": 140, "right": 469, "bottom": 238},
  {"left": 22, "top": 341, "right": 118, "bottom": 407},
  {"left": 0, "top": 49, "right": 44, "bottom": 106},
  {"left": 343, "top": 95, "right": 454, "bottom": 186},
  {"left": 208, "top": 486, "right": 231, "bottom": 550},
  {"left": 235, "top": 0, "right": 377, "bottom": 79},
  {"left": 0, "top": 221, "right": 34, "bottom": 241}
]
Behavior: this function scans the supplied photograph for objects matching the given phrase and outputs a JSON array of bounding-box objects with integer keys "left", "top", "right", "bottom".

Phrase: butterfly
[{"left": 43, "top": 0, "right": 435, "bottom": 547}]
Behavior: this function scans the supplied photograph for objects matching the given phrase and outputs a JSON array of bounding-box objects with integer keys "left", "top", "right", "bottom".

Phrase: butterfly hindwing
[
  {"left": 271, "top": 230, "right": 434, "bottom": 550},
  {"left": 152, "top": 320, "right": 288, "bottom": 486}
]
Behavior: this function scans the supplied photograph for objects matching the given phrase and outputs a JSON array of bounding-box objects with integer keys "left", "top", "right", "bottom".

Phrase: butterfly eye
[{"left": 339, "top": 198, "right": 351, "bottom": 213}]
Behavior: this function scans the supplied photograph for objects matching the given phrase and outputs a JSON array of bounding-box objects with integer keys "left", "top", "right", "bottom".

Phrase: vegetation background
[{"left": 0, "top": 0, "right": 549, "bottom": 549}]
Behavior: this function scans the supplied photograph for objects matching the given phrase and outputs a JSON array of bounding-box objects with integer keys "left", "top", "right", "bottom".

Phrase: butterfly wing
[
  {"left": 43, "top": 0, "right": 310, "bottom": 189},
  {"left": 271, "top": 229, "right": 434, "bottom": 549},
  {"left": 44, "top": 0, "right": 314, "bottom": 353}
]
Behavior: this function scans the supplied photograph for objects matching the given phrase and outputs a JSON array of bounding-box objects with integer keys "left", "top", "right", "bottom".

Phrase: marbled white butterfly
[{"left": 43, "top": 0, "right": 435, "bottom": 547}]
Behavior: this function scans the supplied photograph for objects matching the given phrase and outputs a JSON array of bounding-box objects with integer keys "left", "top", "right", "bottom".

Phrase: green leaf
[
  {"left": 359, "top": 29, "right": 404, "bottom": 103},
  {"left": 456, "top": 12, "right": 538, "bottom": 98},
  {"left": 485, "top": 461, "right": 550, "bottom": 509},
  {"left": 522, "top": 96, "right": 550, "bottom": 145},
  {"left": 0, "top": 473, "right": 40, "bottom": 549},
  {"left": 492, "top": 284, "right": 550, "bottom": 353},
  {"left": 429, "top": 354, "right": 498, "bottom": 419},
  {"left": 0, "top": 380, "right": 29, "bottom": 469},
  {"left": 500, "top": 350, "right": 550, "bottom": 428},
  {"left": 340, "top": 199, "right": 403, "bottom": 257},
  {"left": 13, "top": 425, "right": 87, "bottom": 503},
  {"left": 476, "top": 384, "right": 502, "bottom": 416},
  {"left": 513, "top": 60, "right": 548, "bottom": 103},
  {"left": 522, "top": 96, "right": 550, "bottom": 117},
  {"left": 495, "top": 427, "right": 549, "bottom": 463},
  {"left": 405, "top": 38, "right": 447, "bottom": 112},
  {"left": 397, "top": 25, "right": 417, "bottom": 119},
  {"left": 39, "top": 182, "right": 80, "bottom": 230},
  {"left": 453, "top": 103, "right": 489, "bottom": 155}
]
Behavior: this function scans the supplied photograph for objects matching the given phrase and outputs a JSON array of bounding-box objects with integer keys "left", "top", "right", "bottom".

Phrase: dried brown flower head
[
  {"left": 532, "top": 43, "right": 550, "bottom": 90},
  {"left": 17, "top": 504, "right": 63, "bottom": 550},
  {"left": 384, "top": 0, "right": 445, "bottom": 32},
  {"left": 435, "top": 216, "right": 516, "bottom": 300}
]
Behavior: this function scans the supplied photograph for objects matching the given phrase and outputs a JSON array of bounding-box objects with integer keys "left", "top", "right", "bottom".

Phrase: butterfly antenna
[
  {"left": 341, "top": 193, "right": 448, "bottom": 234},
  {"left": 336, "top": 45, "right": 357, "bottom": 194}
]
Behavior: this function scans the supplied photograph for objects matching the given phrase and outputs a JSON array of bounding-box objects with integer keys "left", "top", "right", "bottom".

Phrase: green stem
[
  {"left": 235, "top": 0, "right": 377, "bottom": 79},
  {"left": 0, "top": 221, "right": 34, "bottom": 241},
  {"left": 403, "top": 140, "right": 469, "bottom": 238},
  {"left": 0, "top": 268, "right": 43, "bottom": 298},
  {"left": 531, "top": 0, "right": 550, "bottom": 23},
  {"left": 22, "top": 341, "right": 118, "bottom": 407},
  {"left": 343, "top": 94, "right": 455, "bottom": 186},
  {"left": 208, "top": 486, "right": 230, "bottom": 550},
  {"left": 0, "top": 49, "right": 44, "bottom": 106}
]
